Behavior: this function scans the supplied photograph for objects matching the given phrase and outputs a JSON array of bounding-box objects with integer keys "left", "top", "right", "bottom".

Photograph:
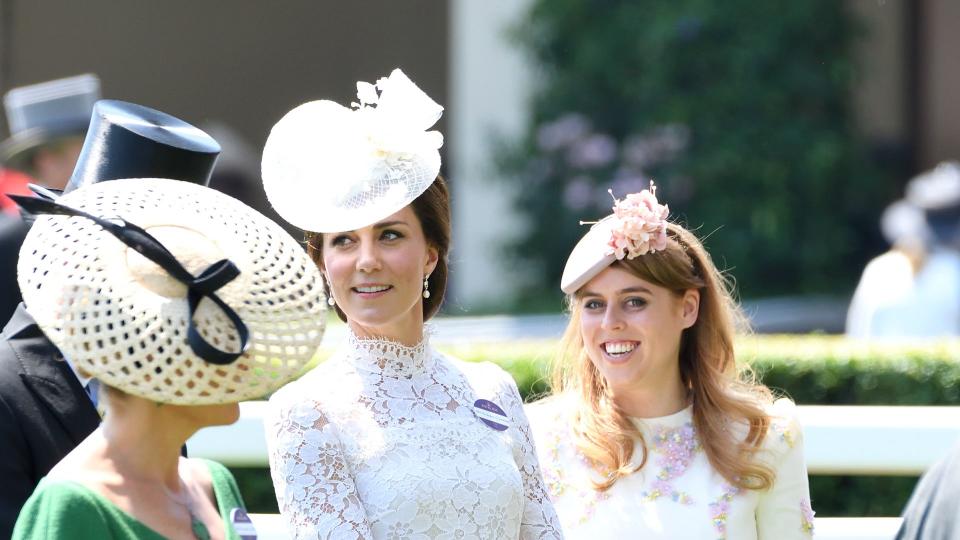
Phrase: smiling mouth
[
  {"left": 353, "top": 285, "right": 392, "bottom": 294},
  {"left": 602, "top": 341, "right": 637, "bottom": 358}
]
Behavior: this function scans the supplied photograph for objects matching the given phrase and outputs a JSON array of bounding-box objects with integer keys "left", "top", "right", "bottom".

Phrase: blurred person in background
[
  {"left": 846, "top": 162, "right": 960, "bottom": 338},
  {"left": 9, "top": 176, "right": 325, "bottom": 539},
  {"left": 526, "top": 183, "right": 813, "bottom": 539},
  {"left": 0, "top": 74, "right": 100, "bottom": 322},
  {"left": 262, "top": 68, "right": 563, "bottom": 539},
  {"left": 0, "top": 99, "right": 224, "bottom": 538}
]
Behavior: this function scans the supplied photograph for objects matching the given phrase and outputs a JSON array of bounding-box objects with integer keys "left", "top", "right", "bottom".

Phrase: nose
[
  {"left": 600, "top": 304, "right": 625, "bottom": 331},
  {"left": 355, "top": 238, "right": 382, "bottom": 273}
]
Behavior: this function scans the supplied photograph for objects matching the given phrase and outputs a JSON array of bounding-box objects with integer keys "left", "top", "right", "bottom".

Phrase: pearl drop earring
[
  {"left": 323, "top": 273, "right": 336, "bottom": 306},
  {"left": 422, "top": 275, "right": 431, "bottom": 299}
]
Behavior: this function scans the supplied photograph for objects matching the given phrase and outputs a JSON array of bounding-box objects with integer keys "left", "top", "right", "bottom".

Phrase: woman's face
[
  {"left": 322, "top": 205, "right": 438, "bottom": 342},
  {"left": 577, "top": 265, "right": 699, "bottom": 397}
]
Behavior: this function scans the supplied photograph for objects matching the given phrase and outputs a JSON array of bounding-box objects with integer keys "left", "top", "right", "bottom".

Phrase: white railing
[{"left": 190, "top": 403, "right": 960, "bottom": 540}]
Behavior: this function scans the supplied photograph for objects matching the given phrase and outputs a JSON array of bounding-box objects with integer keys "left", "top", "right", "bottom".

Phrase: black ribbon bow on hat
[{"left": 10, "top": 194, "right": 251, "bottom": 366}]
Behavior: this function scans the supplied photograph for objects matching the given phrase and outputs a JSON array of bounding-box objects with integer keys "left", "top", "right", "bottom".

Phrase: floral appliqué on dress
[
  {"left": 541, "top": 427, "right": 610, "bottom": 524},
  {"left": 641, "top": 422, "right": 701, "bottom": 504},
  {"left": 800, "top": 497, "right": 815, "bottom": 536},
  {"left": 770, "top": 417, "right": 797, "bottom": 448},
  {"left": 709, "top": 483, "right": 741, "bottom": 540}
]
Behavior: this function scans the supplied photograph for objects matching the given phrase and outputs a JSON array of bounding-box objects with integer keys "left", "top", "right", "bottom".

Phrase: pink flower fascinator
[{"left": 560, "top": 181, "right": 670, "bottom": 294}]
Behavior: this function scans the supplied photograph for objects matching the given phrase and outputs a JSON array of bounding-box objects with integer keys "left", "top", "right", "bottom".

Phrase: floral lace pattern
[{"left": 266, "top": 331, "right": 563, "bottom": 539}]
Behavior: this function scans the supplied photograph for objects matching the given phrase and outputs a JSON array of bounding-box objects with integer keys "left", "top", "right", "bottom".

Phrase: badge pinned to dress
[
  {"left": 230, "top": 508, "right": 258, "bottom": 540},
  {"left": 473, "top": 399, "right": 511, "bottom": 432}
]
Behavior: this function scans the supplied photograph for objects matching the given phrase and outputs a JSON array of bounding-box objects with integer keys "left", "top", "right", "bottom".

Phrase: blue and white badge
[
  {"left": 229, "top": 507, "right": 258, "bottom": 540},
  {"left": 473, "top": 399, "right": 511, "bottom": 431}
]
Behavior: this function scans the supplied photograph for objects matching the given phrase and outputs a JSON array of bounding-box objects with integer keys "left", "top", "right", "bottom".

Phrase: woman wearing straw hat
[
  {"left": 525, "top": 184, "right": 813, "bottom": 539},
  {"left": 10, "top": 178, "right": 326, "bottom": 539},
  {"left": 262, "top": 68, "right": 562, "bottom": 539}
]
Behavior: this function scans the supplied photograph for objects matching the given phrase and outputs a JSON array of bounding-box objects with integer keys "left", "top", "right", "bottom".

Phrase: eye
[
  {"left": 583, "top": 298, "right": 604, "bottom": 311},
  {"left": 381, "top": 229, "right": 404, "bottom": 241},
  {"left": 625, "top": 297, "right": 647, "bottom": 309},
  {"left": 329, "top": 234, "right": 354, "bottom": 247}
]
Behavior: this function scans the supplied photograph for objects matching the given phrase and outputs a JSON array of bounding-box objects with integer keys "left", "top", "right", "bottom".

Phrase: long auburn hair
[{"left": 552, "top": 222, "right": 775, "bottom": 492}]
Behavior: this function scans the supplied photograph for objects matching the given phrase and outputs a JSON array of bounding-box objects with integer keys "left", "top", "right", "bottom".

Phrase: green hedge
[{"left": 233, "top": 336, "right": 960, "bottom": 517}]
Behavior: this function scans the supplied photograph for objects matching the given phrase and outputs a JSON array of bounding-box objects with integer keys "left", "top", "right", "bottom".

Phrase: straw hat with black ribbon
[{"left": 11, "top": 177, "right": 327, "bottom": 405}]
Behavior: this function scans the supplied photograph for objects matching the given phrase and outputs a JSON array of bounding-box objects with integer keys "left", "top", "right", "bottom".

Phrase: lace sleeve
[
  {"left": 494, "top": 369, "right": 565, "bottom": 539},
  {"left": 266, "top": 393, "right": 373, "bottom": 540}
]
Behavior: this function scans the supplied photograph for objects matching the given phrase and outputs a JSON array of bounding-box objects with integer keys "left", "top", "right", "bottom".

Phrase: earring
[
  {"left": 422, "top": 275, "right": 431, "bottom": 299},
  {"left": 322, "top": 273, "right": 336, "bottom": 306}
]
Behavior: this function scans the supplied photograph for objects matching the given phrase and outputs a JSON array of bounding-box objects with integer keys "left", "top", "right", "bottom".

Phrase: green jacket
[{"left": 13, "top": 459, "right": 247, "bottom": 539}]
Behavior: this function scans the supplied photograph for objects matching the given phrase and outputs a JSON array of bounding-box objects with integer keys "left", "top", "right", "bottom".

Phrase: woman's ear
[
  {"left": 681, "top": 289, "right": 700, "bottom": 329},
  {"left": 425, "top": 245, "right": 439, "bottom": 277}
]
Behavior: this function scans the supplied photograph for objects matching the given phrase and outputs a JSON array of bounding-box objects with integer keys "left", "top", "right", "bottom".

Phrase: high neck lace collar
[{"left": 343, "top": 327, "right": 433, "bottom": 378}]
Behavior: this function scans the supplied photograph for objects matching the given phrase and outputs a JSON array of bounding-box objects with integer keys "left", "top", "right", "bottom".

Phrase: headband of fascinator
[
  {"left": 261, "top": 68, "right": 443, "bottom": 233},
  {"left": 560, "top": 181, "right": 670, "bottom": 294}
]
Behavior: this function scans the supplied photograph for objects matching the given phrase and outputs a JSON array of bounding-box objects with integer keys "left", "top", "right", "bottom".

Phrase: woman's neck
[
  {"left": 348, "top": 313, "right": 426, "bottom": 347},
  {"left": 99, "top": 400, "right": 197, "bottom": 491},
  {"left": 609, "top": 378, "right": 689, "bottom": 419}
]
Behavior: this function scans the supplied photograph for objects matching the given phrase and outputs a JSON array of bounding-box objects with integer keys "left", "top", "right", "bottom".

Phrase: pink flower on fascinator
[{"left": 606, "top": 182, "right": 669, "bottom": 259}]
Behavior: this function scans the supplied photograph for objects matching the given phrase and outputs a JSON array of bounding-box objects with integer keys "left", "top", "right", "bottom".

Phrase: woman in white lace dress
[
  {"left": 525, "top": 184, "right": 814, "bottom": 539},
  {"left": 260, "top": 68, "right": 563, "bottom": 540}
]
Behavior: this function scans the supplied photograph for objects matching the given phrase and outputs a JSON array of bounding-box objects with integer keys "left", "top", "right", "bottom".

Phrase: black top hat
[
  {"left": 0, "top": 74, "right": 100, "bottom": 172},
  {"left": 63, "top": 100, "right": 221, "bottom": 193}
]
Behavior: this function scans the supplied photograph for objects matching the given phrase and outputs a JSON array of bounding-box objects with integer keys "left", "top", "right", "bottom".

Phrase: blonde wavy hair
[{"left": 553, "top": 222, "right": 776, "bottom": 492}]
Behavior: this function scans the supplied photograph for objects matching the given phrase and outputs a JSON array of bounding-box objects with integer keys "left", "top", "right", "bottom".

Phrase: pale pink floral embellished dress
[
  {"left": 526, "top": 396, "right": 814, "bottom": 540},
  {"left": 266, "top": 331, "right": 563, "bottom": 540}
]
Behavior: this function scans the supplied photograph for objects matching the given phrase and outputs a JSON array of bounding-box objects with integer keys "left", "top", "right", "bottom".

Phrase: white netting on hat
[
  {"left": 19, "top": 178, "right": 327, "bottom": 405},
  {"left": 262, "top": 68, "right": 443, "bottom": 233}
]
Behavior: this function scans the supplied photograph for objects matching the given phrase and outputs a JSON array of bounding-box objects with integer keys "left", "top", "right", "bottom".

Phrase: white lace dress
[
  {"left": 526, "top": 396, "right": 814, "bottom": 540},
  {"left": 266, "top": 331, "right": 564, "bottom": 540}
]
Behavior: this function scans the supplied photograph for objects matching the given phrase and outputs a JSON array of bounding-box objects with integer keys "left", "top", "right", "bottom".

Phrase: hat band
[{"left": 10, "top": 194, "right": 251, "bottom": 366}]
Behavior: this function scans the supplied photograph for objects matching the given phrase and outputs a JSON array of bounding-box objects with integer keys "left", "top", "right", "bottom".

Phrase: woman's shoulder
[
  {"left": 29, "top": 477, "right": 103, "bottom": 503},
  {"left": 267, "top": 356, "right": 346, "bottom": 411},
  {"left": 524, "top": 393, "right": 575, "bottom": 437},
  {"left": 14, "top": 478, "right": 110, "bottom": 534},
  {"left": 757, "top": 398, "right": 805, "bottom": 461},
  {"left": 439, "top": 352, "right": 515, "bottom": 390}
]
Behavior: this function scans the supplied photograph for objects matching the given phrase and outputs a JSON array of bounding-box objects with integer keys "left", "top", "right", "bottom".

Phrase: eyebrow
[
  {"left": 579, "top": 285, "right": 653, "bottom": 298},
  {"left": 373, "top": 220, "right": 408, "bottom": 229}
]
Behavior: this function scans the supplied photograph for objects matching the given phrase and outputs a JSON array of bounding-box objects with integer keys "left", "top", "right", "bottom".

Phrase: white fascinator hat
[
  {"left": 14, "top": 178, "right": 327, "bottom": 405},
  {"left": 262, "top": 68, "right": 443, "bottom": 233},
  {"left": 561, "top": 183, "right": 670, "bottom": 294}
]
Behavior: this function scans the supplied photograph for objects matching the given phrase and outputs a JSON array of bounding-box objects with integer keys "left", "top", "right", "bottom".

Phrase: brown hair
[
  {"left": 306, "top": 175, "right": 451, "bottom": 322},
  {"left": 553, "top": 222, "right": 775, "bottom": 492}
]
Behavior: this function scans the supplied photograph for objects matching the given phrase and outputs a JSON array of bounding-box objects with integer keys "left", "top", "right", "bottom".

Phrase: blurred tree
[{"left": 499, "top": 0, "right": 894, "bottom": 302}]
